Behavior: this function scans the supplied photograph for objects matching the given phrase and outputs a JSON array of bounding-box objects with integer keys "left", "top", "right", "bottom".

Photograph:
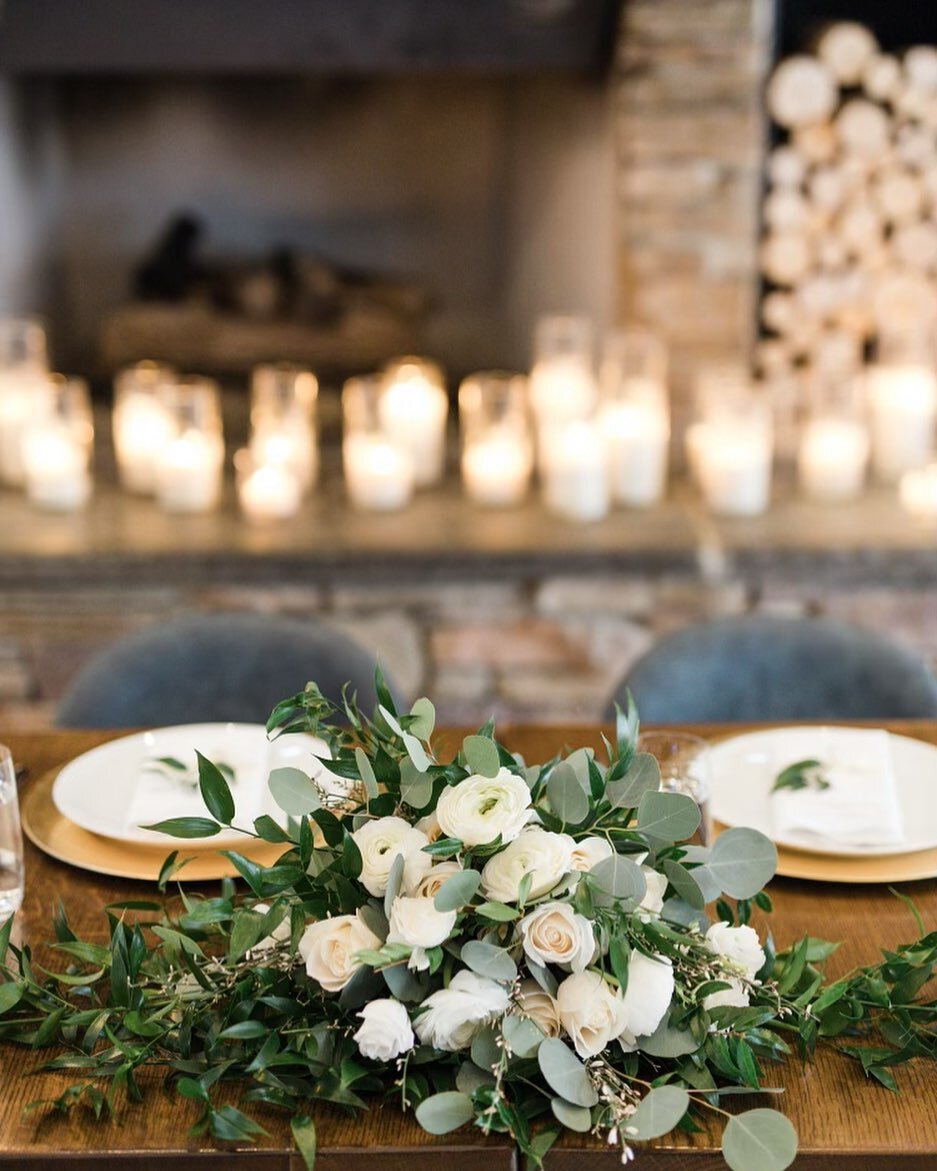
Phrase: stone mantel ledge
[{"left": 0, "top": 480, "right": 934, "bottom": 589}]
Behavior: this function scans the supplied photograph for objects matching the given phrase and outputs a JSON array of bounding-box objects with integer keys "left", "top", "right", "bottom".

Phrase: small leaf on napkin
[{"left": 771, "top": 759, "right": 828, "bottom": 794}]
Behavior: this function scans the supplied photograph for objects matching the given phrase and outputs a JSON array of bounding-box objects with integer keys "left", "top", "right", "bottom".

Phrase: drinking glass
[
  {"left": 637, "top": 731, "right": 712, "bottom": 847},
  {"left": 0, "top": 745, "right": 24, "bottom": 919},
  {"left": 458, "top": 371, "right": 533, "bottom": 507}
]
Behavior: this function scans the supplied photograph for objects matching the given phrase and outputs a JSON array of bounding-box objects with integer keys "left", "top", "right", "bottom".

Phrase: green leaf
[
  {"left": 589, "top": 854, "right": 646, "bottom": 906},
  {"left": 342, "top": 833, "right": 363, "bottom": 880},
  {"left": 637, "top": 1015, "right": 701, "bottom": 1058},
  {"left": 626, "top": 1085, "right": 690, "bottom": 1140},
  {"left": 537, "top": 1038, "right": 598, "bottom": 1108},
  {"left": 606, "top": 752, "right": 660, "bottom": 808},
  {"left": 662, "top": 860, "right": 706, "bottom": 910},
  {"left": 475, "top": 902, "right": 519, "bottom": 922},
  {"left": 461, "top": 941, "right": 517, "bottom": 983},
  {"left": 355, "top": 748, "right": 379, "bottom": 803},
  {"left": 291, "top": 1115, "right": 317, "bottom": 1171},
  {"left": 140, "top": 817, "right": 221, "bottom": 839},
  {"left": 384, "top": 853, "right": 405, "bottom": 921},
  {"left": 228, "top": 910, "right": 265, "bottom": 961},
  {"left": 550, "top": 1097, "right": 593, "bottom": 1132},
  {"left": 402, "top": 733, "right": 430, "bottom": 773},
  {"left": 268, "top": 768, "right": 321, "bottom": 817},
  {"left": 503, "top": 1014, "right": 545, "bottom": 1059},
  {"left": 708, "top": 828, "right": 778, "bottom": 899},
  {"left": 547, "top": 762, "right": 590, "bottom": 825},
  {"left": 400, "top": 760, "right": 434, "bottom": 811},
  {"left": 196, "top": 751, "right": 235, "bottom": 825},
  {"left": 0, "top": 983, "right": 24, "bottom": 1014},
  {"left": 253, "top": 815, "right": 292, "bottom": 844},
  {"left": 722, "top": 1109, "right": 797, "bottom": 1171},
  {"left": 433, "top": 869, "right": 481, "bottom": 913},
  {"left": 218, "top": 1020, "right": 268, "bottom": 1040},
  {"left": 415, "top": 1091, "right": 475, "bottom": 1135},
  {"left": 636, "top": 790, "right": 701, "bottom": 843},
  {"left": 408, "top": 697, "right": 436, "bottom": 741},
  {"left": 462, "top": 735, "right": 501, "bottom": 779}
]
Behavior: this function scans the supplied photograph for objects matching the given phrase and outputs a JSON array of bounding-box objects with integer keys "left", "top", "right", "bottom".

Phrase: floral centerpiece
[{"left": 1, "top": 675, "right": 935, "bottom": 1170}]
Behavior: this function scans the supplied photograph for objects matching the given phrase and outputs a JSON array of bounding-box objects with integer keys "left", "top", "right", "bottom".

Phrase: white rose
[
  {"left": 353, "top": 998, "right": 416, "bottom": 1062},
  {"left": 515, "top": 979, "right": 562, "bottom": 1038},
  {"left": 352, "top": 816, "right": 432, "bottom": 897},
  {"left": 569, "top": 837, "right": 613, "bottom": 871},
  {"left": 412, "top": 860, "right": 464, "bottom": 900},
  {"left": 480, "top": 828, "right": 575, "bottom": 903},
  {"left": 387, "top": 896, "right": 458, "bottom": 971},
  {"left": 705, "top": 922, "right": 765, "bottom": 980},
  {"left": 619, "top": 951, "right": 674, "bottom": 1045},
  {"left": 414, "top": 969, "right": 510, "bottom": 1051},
  {"left": 637, "top": 868, "right": 668, "bottom": 918},
  {"left": 556, "top": 970, "right": 628, "bottom": 1059},
  {"left": 519, "top": 902, "right": 596, "bottom": 973},
  {"left": 703, "top": 977, "right": 750, "bottom": 1012},
  {"left": 298, "top": 912, "right": 381, "bottom": 993},
  {"left": 436, "top": 767, "right": 533, "bottom": 847}
]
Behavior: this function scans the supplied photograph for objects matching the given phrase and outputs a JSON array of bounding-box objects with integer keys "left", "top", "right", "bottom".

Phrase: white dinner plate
[
  {"left": 52, "top": 723, "right": 331, "bottom": 846},
  {"left": 708, "top": 726, "right": 937, "bottom": 858}
]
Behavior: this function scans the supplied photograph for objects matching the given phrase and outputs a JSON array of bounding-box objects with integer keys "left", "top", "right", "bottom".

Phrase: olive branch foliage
[{"left": 0, "top": 671, "right": 934, "bottom": 1171}]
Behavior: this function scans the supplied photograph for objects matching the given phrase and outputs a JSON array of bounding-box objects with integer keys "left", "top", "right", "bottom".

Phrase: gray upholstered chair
[
  {"left": 56, "top": 613, "right": 391, "bottom": 728},
  {"left": 606, "top": 615, "right": 937, "bottom": 724}
]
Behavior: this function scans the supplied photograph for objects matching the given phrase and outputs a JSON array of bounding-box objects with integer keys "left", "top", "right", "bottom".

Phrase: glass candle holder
[
  {"left": 637, "top": 731, "right": 712, "bottom": 847},
  {"left": 798, "top": 374, "right": 870, "bottom": 502},
  {"left": 458, "top": 372, "right": 533, "bottom": 507},
  {"left": 154, "top": 376, "right": 225, "bottom": 514},
  {"left": 378, "top": 357, "right": 448, "bottom": 488},
  {"left": 529, "top": 314, "right": 597, "bottom": 429},
  {"left": 598, "top": 328, "right": 670, "bottom": 508},
  {"left": 0, "top": 318, "right": 49, "bottom": 487},
  {"left": 113, "top": 361, "right": 176, "bottom": 494},
  {"left": 539, "top": 416, "right": 610, "bottom": 523},
  {"left": 866, "top": 328, "right": 937, "bottom": 484},
  {"left": 343, "top": 375, "right": 415, "bottom": 511},
  {"left": 22, "top": 375, "right": 94, "bottom": 512},
  {"left": 690, "top": 367, "right": 774, "bottom": 517},
  {"left": 235, "top": 448, "right": 303, "bottom": 523},
  {"left": 899, "top": 462, "right": 937, "bottom": 521},
  {"left": 249, "top": 363, "right": 319, "bottom": 493}
]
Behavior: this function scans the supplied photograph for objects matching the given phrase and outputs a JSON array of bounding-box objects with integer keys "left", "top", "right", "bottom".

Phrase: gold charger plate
[
  {"left": 714, "top": 820, "right": 937, "bottom": 884},
  {"left": 22, "top": 769, "right": 287, "bottom": 882}
]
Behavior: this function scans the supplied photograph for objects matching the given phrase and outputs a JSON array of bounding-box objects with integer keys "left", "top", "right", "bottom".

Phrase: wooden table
[{"left": 1, "top": 724, "right": 936, "bottom": 1170}]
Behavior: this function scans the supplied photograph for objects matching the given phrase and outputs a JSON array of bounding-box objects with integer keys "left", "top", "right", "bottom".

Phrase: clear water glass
[
  {"left": 637, "top": 731, "right": 712, "bottom": 847},
  {"left": 0, "top": 745, "right": 24, "bottom": 919}
]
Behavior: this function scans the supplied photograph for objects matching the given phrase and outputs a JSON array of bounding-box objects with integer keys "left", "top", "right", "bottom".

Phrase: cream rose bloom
[
  {"left": 703, "top": 977, "right": 750, "bottom": 1012},
  {"left": 414, "top": 969, "right": 510, "bottom": 1051},
  {"left": 556, "top": 970, "right": 628, "bottom": 1059},
  {"left": 619, "top": 951, "right": 674, "bottom": 1045},
  {"left": 351, "top": 816, "right": 432, "bottom": 897},
  {"left": 519, "top": 902, "right": 596, "bottom": 973},
  {"left": 387, "top": 896, "right": 458, "bottom": 971},
  {"left": 480, "top": 828, "right": 575, "bottom": 903},
  {"left": 569, "top": 837, "right": 613, "bottom": 872},
  {"left": 412, "top": 860, "right": 463, "bottom": 900},
  {"left": 353, "top": 998, "right": 416, "bottom": 1062},
  {"left": 298, "top": 912, "right": 381, "bottom": 993},
  {"left": 705, "top": 922, "right": 765, "bottom": 979},
  {"left": 436, "top": 767, "right": 533, "bottom": 847},
  {"left": 515, "top": 979, "right": 562, "bottom": 1038}
]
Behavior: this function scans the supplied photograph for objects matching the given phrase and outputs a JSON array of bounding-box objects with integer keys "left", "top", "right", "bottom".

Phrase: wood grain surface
[{"left": 1, "top": 723, "right": 936, "bottom": 1169}]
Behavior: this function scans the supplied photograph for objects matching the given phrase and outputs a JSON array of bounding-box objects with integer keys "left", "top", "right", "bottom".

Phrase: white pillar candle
[
  {"left": 599, "top": 400, "right": 669, "bottom": 507},
  {"left": 113, "top": 392, "right": 173, "bottom": 493},
  {"left": 462, "top": 430, "right": 531, "bottom": 507},
  {"left": 529, "top": 357, "right": 596, "bottom": 424},
  {"left": 378, "top": 376, "right": 448, "bottom": 488},
  {"left": 798, "top": 417, "right": 869, "bottom": 501},
  {"left": 343, "top": 433, "right": 414, "bottom": 511},
  {"left": 238, "top": 462, "right": 302, "bottom": 522},
  {"left": 155, "top": 431, "right": 223, "bottom": 513},
  {"left": 899, "top": 462, "right": 937, "bottom": 520},
  {"left": 22, "top": 428, "right": 92, "bottom": 511},
  {"left": 249, "top": 422, "right": 316, "bottom": 492},
  {"left": 867, "top": 365, "right": 937, "bottom": 483},
  {"left": 540, "top": 419, "right": 609, "bottom": 522},
  {"left": 0, "top": 370, "right": 48, "bottom": 486},
  {"left": 695, "top": 423, "right": 773, "bottom": 516}
]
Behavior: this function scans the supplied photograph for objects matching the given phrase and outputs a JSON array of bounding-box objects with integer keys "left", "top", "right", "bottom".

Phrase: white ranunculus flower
[
  {"left": 353, "top": 998, "right": 416, "bottom": 1061},
  {"left": 298, "top": 912, "right": 381, "bottom": 993},
  {"left": 387, "top": 896, "right": 458, "bottom": 971},
  {"left": 619, "top": 951, "right": 674, "bottom": 1045},
  {"left": 351, "top": 816, "right": 432, "bottom": 897},
  {"left": 480, "top": 827, "right": 575, "bottom": 903},
  {"left": 412, "top": 860, "right": 464, "bottom": 900},
  {"left": 569, "top": 836, "right": 614, "bottom": 872},
  {"left": 703, "top": 977, "right": 750, "bottom": 1012},
  {"left": 519, "top": 902, "right": 596, "bottom": 973},
  {"left": 705, "top": 922, "right": 766, "bottom": 980},
  {"left": 637, "top": 867, "right": 668, "bottom": 918},
  {"left": 515, "top": 979, "right": 562, "bottom": 1038},
  {"left": 556, "top": 970, "right": 628, "bottom": 1059},
  {"left": 414, "top": 969, "right": 510, "bottom": 1051},
  {"left": 435, "top": 767, "right": 533, "bottom": 847}
]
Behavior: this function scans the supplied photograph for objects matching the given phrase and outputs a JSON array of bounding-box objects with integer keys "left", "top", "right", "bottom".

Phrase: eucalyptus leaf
[
  {"left": 547, "top": 762, "right": 590, "bottom": 825},
  {"left": 502, "top": 1013, "right": 545, "bottom": 1059},
  {"left": 461, "top": 940, "right": 517, "bottom": 983},
  {"left": 354, "top": 748, "right": 379, "bottom": 803},
  {"left": 662, "top": 859, "right": 706, "bottom": 911},
  {"left": 708, "top": 828, "right": 778, "bottom": 899},
  {"left": 415, "top": 1091, "right": 474, "bottom": 1135},
  {"left": 268, "top": 768, "right": 321, "bottom": 817},
  {"left": 456, "top": 1061, "right": 495, "bottom": 1094},
  {"left": 606, "top": 752, "right": 660, "bottom": 809},
  {"left": 470, "top": 1026, "right": 500, "bottom": 1073},
  {"left": 402, "top": 732, "right": 430, "bottom": 773},
  {"left": 378, "top": 704, "right": 404, "bottom": 738},
  {"left": 537, "top": 1039, "right": 598, "bottom": 1108},
  {"left": 625, "top": 1085, "right": 690, "bottom": 1140},
  {"left": 462, "top": 734, "right": 501, "bottom": 779},
  {"left": 382, "top": 963, "right": 429, "bottom": 1003},
  {"left": 550, "top": 1097, "right": 593, "bottom": 1132},
  {"left": 408, "top": 697, "right": 436, "bottom": 741},
  {"left": 400, "top": 759, "right": 434, "bottom": 810},
  {"left": 433, "top": 869, "right": 481, "bottom": 913},
  {"left": 636, "top": 790, "right": 701, "bottom": 843},
  {"left": 722, "top": 1108, "right": 797, "bottom": 1171},
  {"left": 383, "top": 853, "right": 405, "bottom": 921},
  {"left": 636, "top": 1014, "right": 701, "bottom": 1058},
  {"left": 589, "top": 854, "right": 647, "bottom": 906}
]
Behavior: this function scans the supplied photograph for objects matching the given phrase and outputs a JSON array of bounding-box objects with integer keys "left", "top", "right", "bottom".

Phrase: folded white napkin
[{"left": 769, "top": 728, "right": 905, "bottom": 850}]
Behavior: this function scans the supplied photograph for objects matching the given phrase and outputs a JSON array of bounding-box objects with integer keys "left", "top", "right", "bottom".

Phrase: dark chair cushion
[
  {"left": 56, "top": 613, "right": 391, "bottom": 729},
  {"left": 606, "top": 615, "right": 937, "bottom": 724}
]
